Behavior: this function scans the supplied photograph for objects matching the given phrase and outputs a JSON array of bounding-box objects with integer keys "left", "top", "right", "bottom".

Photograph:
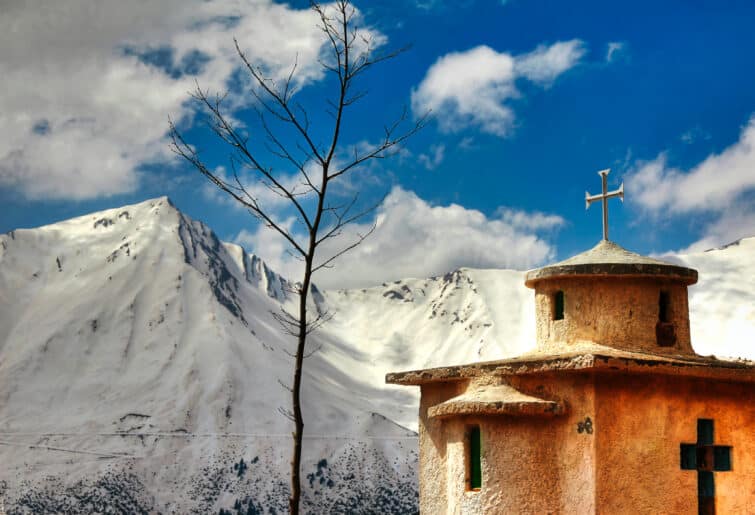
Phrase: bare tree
[{"left": 169, "top": 2, "right": 425, "bottom": 513}]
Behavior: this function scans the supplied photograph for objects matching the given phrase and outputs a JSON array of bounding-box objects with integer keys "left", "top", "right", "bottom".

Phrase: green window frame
[{"left": 469, "top": 426, "right": 482, "bottom": 490}]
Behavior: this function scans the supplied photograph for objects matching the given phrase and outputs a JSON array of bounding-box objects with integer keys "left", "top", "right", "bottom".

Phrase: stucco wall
[
  {"left": 419, "top": 380, "right": 467, "bottom": 513},
  {"left": 533, "top": 278, "right": 692, "bottom": 354},
  {"left": 418, "top": 374, "right": 597, "bottom": 514},
  {"left": 595, "top": 373, "right": 755, "bottom": 514}
]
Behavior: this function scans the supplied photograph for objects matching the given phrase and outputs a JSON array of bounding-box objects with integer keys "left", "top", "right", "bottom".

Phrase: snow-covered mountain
[
  {"left": 0, "top": 198, "right": 417, "bottom": 514},
  {"left": 0, "top": 197, "right": 753, "bottom": 513}
]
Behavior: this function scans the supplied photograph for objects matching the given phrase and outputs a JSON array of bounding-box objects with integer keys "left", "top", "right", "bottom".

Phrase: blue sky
[{"left": 1, "top": 0, "right": 754, "bottom": 288}]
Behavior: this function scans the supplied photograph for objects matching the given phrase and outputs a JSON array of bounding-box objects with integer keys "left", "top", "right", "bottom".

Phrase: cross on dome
[{"left": 586, "top": 168, "right": 624, "bottom": 241}]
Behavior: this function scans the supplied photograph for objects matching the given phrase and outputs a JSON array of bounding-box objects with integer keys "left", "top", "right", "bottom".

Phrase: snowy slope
[
  {"left": 317, "top": 238, "right": 755, "bottom": 431},
  {"left": 0, "top": 198, "right": 417, "bottom": 514},
  {"left": 317, "top": 268, "right": 536, "bottom": 430},
  {"left": 0, "top": 197, "right": 753, "bottom": 513},
  {"left": 671, "top": 238, "right": 755, "bottom": 359}
]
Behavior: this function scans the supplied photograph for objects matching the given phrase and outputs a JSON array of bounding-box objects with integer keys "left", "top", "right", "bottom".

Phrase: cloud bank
[
  {"left": 0, "top": 0, "right": 381, "bottom": 200},
  {"left": 411, "top": 40, "right": 585, "bottom": 136},
  {"left": 627, "top": 116, "right": 755, "bottom": 251},
  {"left": 236, "top": 186, "right": 563, "bottom": 289}
]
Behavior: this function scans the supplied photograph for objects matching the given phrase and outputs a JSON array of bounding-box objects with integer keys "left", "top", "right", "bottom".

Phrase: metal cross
[{"left": 585, "top": 168, "right": 624, "bottom": 241}]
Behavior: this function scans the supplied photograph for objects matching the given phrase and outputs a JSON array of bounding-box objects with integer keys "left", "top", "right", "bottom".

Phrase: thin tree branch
[
  {"left": 312, "top": 221, "right": 377, "bottom": 273},
  {"left": 234, "top": 38, "right": 325, "bottom": 165},
  {"left": 170, "top": 4, "right": 426, "bottom": 513},
  {"left": 169, "top": 119, "right": 308, "bottom": 257},
  {"left": 329, "top": 110, "right": 429, "bottom": 181}
]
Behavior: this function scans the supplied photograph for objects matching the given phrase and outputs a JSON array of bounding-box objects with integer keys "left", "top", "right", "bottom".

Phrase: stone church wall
[
  {"left": 594, "top": 373, "right": 755, "bottom": 514},
  {"left": 533, "top": 277, "right": 692, "bottom": 354},
  {"left": 418, "top": 373, "right": 598, "bottom": 513}
]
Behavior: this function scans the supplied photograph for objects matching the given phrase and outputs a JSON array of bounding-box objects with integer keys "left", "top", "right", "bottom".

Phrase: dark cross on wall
[{"left": 680, "top": 419, "right": 732, "bottom": 515}]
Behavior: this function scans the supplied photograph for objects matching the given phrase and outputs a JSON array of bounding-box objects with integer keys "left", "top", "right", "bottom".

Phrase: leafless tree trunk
[{"left": 169, "top": 2, "right": 425, "bottom": 513}]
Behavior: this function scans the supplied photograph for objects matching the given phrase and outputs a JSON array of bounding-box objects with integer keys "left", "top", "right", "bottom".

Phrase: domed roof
[{"left": 525, "top": 240, "right": 698, "bottom": 287}]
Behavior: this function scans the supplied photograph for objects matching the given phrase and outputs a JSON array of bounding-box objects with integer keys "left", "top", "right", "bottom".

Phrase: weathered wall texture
[
  {"left": 419, "top": 381, "right": 466, "bottom": 513},
  {"left": 418, "top": 373, "right": 597, "bottom": 514},
  {"left": 595, "top": 373, "right": 755, "bottom": 514},
  {"left": 533, "top": 278, "right": 692, "bottom": 355},
  {"left": 417, "top": 370, "right": 754, "bottom": 514}
]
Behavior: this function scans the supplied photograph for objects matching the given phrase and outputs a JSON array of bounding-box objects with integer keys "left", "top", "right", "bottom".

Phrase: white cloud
[
  {"left": 411, "top": 40, "right": 584, "bottom": 136},
  {"left": 458, "top": 137, "right": 476, "bottom": 150},
  {"left": 514, "top": 40, "right": 587, "bottom": 84},
  {"left": 415, "top": 0, "right": 444, "bottom": 9},
  {"left": 417, "top": 144, "right": 446, "bottom": 170},
  {"left": 496, "top": 207, "right": 565, "bottom": 231},
  {"left": 605, "top": 41, "right": 625, "bottom": 63},
  {"left": 216, "top": 163, "right": 324, "bottom": 212},
  {"left": 236, "top": 186, "right": 561, "bottom": 289},
  {"left": 414, "top": 0, "right": 477, "bottom": 10},
  {"left": 627, "top": 115, "right": 755, "bottom": 249},
  {"left": 680, "top": 126, "right": 712, "bottom": 145},
  {"left": 412, "top": 46, "right": 517, "bottom": 136},
  {"left": 677, "top": 204, "right": 755, "bottom": 253},
  {"left": 628, "top": 117, "right": 755, "bottom": 213},
  {"left": 0, "top": 1, "right": 383, "bottom": 200}
]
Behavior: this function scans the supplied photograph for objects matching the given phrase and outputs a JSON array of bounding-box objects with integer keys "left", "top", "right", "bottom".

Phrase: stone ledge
[
  {"left": 524, "top": 262, "right": 698, "bottom": 287},
  {"left": 428, "top": 384, "right": 566, "bottom": 419},
  {"left": 386, "top": 345, "right": 755, "bottom": 386}
]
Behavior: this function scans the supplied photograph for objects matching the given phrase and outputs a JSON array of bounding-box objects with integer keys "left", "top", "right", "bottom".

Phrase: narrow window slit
[
  {"left": 553, "top": 291, "right": 564, "bottom": 321},
  {"left": 659, "top": 291, "right": 671, "bottom": 323},
  {"left": 656, "top": 290, "right": 676, "bottom": 346},
  {"left": 469, "top": 426, "right": 482, "bottom": 490}
]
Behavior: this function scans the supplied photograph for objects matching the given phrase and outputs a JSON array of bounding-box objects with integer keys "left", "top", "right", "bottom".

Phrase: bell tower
[
  {"left": 525, "top": 170, "right": 697, "bottom": 354},
  {"left": 525, "top": 239, "right": 698, "bottom": 355},
  {"left": 525, "top": 168, "right": 698, "bottom": 355}
]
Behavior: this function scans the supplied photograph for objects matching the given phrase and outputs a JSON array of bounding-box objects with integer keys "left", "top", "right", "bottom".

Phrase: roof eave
[
  {"left": 386, "top": 353, "right": 755, "bottom": 386},
  {"left": 524, "top": 263, "right": 698, "bottom": 288}
]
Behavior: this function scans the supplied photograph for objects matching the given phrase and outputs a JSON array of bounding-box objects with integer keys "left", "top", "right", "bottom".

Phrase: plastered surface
[
  {"left": 534, "top": 277, "right": 692, "bottom": 355},
  {"left": 418, "top": 374, "right": 596, "bottom": 514},
  {"left": 416, "top": 371, "right": 754, "bottom": 514},
  {"left": 595, "top": 373, "right": 755, "bottom": 514}
]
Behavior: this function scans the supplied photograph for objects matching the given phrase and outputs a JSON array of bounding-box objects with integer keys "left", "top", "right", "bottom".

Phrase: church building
[{"left": 387, "top": 170, "right": 754, "bottom": 514}]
